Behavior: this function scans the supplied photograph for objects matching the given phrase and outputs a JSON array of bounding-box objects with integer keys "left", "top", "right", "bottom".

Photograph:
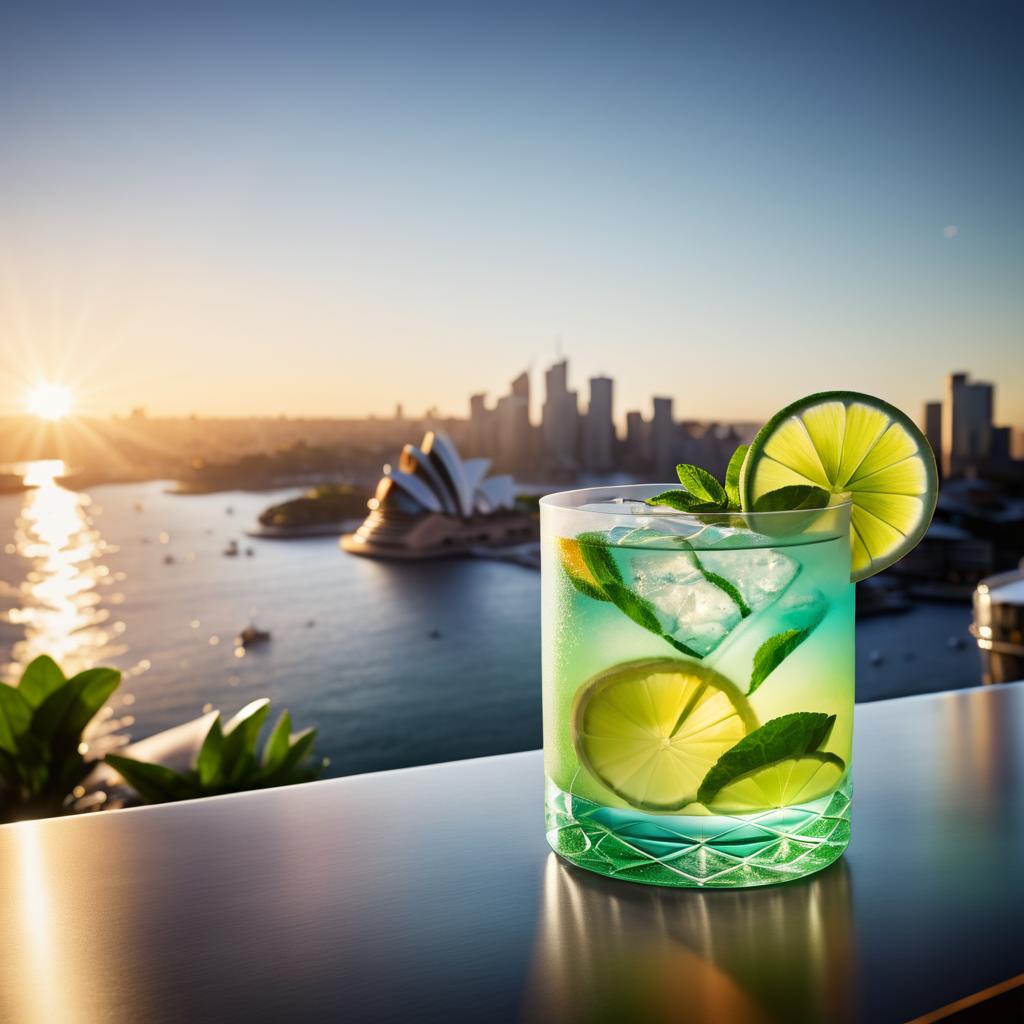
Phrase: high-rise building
[
  {"left": 541, "top": 359, "right": 579, "bottom": 470},
  {"left": 583, "top": 376, "right": 614, "bottom": 471},
  {"left": 991, "top": 426, "right": 1011, "bottom": 467},
  {"left": 651, "top": 396, "right": 675, "bottom": 479},
  {"left": 923, "top": 401, "right": 942, "bottom": 473},
  {"left": 625, "top": 410, "right": 649, "bottom": 463},
  {"left": 942, "top": 372, "right": 994, "bottom": 477},
  {"left": 467, "top": 393, "right": 493, "bottom": 457},
  {"left": 494, "top": 371, "right": 533, "bottom": 472}
]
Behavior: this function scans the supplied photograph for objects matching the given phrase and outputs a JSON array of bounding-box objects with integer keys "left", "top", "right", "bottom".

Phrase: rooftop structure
[{"left": 341, "top": 431, "right": 535, "bottom": 559}]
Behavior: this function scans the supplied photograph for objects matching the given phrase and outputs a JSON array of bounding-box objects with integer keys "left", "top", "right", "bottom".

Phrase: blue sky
[{"left": 0, "top": 1, "right": 1021, "bottom": 426}]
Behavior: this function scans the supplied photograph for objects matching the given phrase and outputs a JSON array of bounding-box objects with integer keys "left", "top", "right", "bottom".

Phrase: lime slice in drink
[
  {"left": 571, "top": 659, "right": 756, "bottom": 812},
  {"left": 740, "top": 391, "right": 938, "bottom": 581},
  {"left": 699, "top": 752, "right": 846, "bottom": 814}
]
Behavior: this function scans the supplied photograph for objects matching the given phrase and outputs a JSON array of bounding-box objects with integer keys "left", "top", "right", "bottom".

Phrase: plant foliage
[
  {"left": 107, "top": 698, "right": 326, "bottom": 803},
  {"left": 0, "top": 656, "right": 121, "bottom": 821}
]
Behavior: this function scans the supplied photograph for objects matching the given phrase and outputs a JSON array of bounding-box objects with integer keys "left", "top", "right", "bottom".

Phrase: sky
[{"left": 0, "top": 1, "right": 1022, "bottom": 427}]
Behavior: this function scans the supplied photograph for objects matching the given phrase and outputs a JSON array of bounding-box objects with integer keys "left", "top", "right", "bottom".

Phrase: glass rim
[{"left": 540, "top": 483, "right": 853, "bottom": 521}]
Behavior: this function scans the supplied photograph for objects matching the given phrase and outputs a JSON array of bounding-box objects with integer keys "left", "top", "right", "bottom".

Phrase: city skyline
[{"left": 1, "top": 3, "right": 1022, "bottom": 425}]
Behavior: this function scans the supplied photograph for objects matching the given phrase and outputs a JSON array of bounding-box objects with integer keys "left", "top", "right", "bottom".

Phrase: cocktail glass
[{"left": 541, "top": 485, "right": 854, "bottom": 888}]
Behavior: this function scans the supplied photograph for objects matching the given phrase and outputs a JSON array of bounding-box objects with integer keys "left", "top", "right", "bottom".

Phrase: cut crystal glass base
[{"left": 545, "top": 777, "right": 851, "bottom": 889}]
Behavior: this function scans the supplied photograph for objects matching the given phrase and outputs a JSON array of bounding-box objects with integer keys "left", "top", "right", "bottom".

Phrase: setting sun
[{"left": 25, "top": 383, "right": 74, "bottom": 421}]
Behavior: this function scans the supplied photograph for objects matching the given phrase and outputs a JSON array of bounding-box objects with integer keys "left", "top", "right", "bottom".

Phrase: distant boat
[
  {"left": 236, "top": 625, "right": 271, "bottom": 648},
  {"left": 223, "top": 540, "right": 239, "bottom": 557}
]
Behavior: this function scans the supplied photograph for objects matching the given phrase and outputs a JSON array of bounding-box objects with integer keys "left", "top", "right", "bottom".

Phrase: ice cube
[
  {"left": 627, "top": 546, "right": 801, "bottom": 657},
  {"left": 697, "top": 549, "right": 801, "bottom": 612},
  {"left": 775, "top": 587, "right": 827, "bottom": 632}
]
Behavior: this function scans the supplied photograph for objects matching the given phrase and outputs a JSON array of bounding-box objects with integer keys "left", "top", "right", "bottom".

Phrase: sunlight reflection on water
[{"left": 6, "top": 459, "right": 124, "bottom": 675}]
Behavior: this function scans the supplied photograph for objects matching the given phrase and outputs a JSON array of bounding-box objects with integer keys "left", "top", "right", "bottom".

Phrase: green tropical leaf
[
  {"left": 222, "top": 701, "right": 269, "bottom": 783},
  {"left": 106, "top": 755, "right": 192, "bottom": 804},
  {"left": 725, "top": 445, "right": 749, "bottom": 509},
  {"left": 261, "top": 710, "right": 293, "bottom": 770},
  {"left": 750, "top": 628, "right": 811, "bottom": 693},
  {"left": 197, "top": 716, "right": 226, "bottom": 788},
  {"left": 675, "top": 464, "right": 728, "bottom": 506},
  {"left": 53, "top": 668, "right": 121, "bottom": 749},
  {"left": 261, "top": 727, "right": 319, "bottom": 786},
  {"left": 0, "top": 684, "right": 32, "bottom": 755},
  {"left": 697, "top": 712, "right": 837, "bottom": 804},
  {"left": 18, "top": 655, "right": 66, "bottom": 708}
]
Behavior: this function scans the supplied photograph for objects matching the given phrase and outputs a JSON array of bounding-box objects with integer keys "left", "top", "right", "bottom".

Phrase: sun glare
[{"left": 25, "top": 383, "right": 74, "bottom": 422}]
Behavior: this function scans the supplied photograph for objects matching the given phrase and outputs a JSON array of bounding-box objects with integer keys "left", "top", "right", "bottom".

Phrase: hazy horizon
[{"left": 1, "top": 2, "right": 1022, "bottom": 426}]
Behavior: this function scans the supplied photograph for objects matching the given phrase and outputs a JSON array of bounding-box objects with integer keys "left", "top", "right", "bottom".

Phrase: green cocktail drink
[{"left": 542, "top": 391, "right": 938, "bottom": 888}]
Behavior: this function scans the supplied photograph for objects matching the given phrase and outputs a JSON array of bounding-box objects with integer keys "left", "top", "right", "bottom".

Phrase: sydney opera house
[{"left": 341, "top": 432, "right": 536, "bottom": 558}]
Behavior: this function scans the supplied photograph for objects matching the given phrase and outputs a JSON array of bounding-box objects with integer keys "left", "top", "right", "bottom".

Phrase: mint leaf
[
  {"left": 661, "top": 634, "right": 704, "bottom": 658},
  {"left": 749, "top": 628, "right": 810, "bottom": 693},
  {"left": 725, "top": 444, "right": 749, "bottom": 510},
  {"left": 697, "top": 712, "right": 837, "bottom": 804},
  {"left": 602, "top": 581, "right": 664, "bottom": 635},
  {"left": 646, "top": 490, "right": 721, "bottom": 512},
  {"left": 690, "top": 552, "right": 751, "bottom": 617},
  {"left": 576, "top": 532, "right": 623, "bottom": 587},
  {"left": 675, "top": 464, "right": 728, "bottom": 506},
  {"left": 564, "top": 572, "right": 610, "bottom": 603},
  {"left": 752, "top": 485, "right": 830, "bottom": 512}
]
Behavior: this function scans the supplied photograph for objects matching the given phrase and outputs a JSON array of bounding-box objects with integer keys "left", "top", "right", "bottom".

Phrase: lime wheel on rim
[{"left": 740, "top": 390, "right": 938, "bottom": 581}]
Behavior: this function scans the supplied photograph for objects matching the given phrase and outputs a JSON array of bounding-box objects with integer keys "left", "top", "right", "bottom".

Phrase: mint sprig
[
  {"left": 724, "top": 444, "right": 748, "bottom": 508},
  {"left": 646, "top": 445, "right": 834, "bottom": 516},
  {"left": 646, "top": 445, "right": 747, "bottom": 513},
  {"left": 697, "top": 712, "right": 839, "bottom": 804}
]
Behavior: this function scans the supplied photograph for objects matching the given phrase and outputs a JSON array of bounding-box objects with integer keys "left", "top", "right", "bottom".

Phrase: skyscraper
[
  {"left": 542, "top": 359, "right": 579, "bottom": 470},
  {"left": 495, "top": 370, "right": 532, "bottom": 472},
  {"left": 467, "top": 393, "right": 493, "bottom": 457},
  {"left": 942, "top": 372, "right": 994, "bottom": 477},
  {"left": 651, "top": 396, "right": 675, "bottom": 479},
  {"left": 583, "top": 376, "right": 614, "bottom": 471},
  {"left": 625, "top": 410, "right": 649, "bottom": 463}
]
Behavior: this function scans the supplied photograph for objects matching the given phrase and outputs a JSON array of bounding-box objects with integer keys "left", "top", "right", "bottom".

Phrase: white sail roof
[
  {"left": 399, "top": 444, "right": 458, "bottom": 516},
  {"left": 423, "top": 431, "right": 474, "bottom": 518},
  {"left": 383, "top": 465, "right": 444, "bottom": 514}
]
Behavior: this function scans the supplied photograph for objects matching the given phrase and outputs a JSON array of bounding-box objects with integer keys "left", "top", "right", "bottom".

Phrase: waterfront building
[
  {"left": 582, "top": 376, "right": 614, "bottom": 472},
  {"left": 342, "top": 431, "right": 534, "bottom": 558},
  {"left": 943, "top": 372, "right": 994, "bottom": 477}
]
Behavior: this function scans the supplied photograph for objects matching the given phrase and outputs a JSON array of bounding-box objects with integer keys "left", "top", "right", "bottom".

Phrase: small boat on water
[
  {"left": 236, "top": 625, "right": 271, "bottom": 648},
  {"left": 223, "top": 540, "right": 240, "bottom": 557}
]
